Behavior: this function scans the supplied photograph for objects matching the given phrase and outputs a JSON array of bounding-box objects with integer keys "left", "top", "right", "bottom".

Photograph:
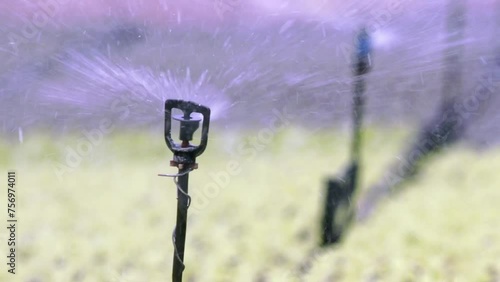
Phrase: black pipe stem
[{"left": 172, "top": 167, "right": 190, "bottom": 282}]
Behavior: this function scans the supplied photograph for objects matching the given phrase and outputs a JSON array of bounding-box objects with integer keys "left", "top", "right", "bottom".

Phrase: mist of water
[{"left": 0, "top": 0, "right": 499, "bottom": 144}]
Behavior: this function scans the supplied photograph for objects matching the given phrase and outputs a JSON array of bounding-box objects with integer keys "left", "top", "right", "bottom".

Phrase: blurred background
[{"left": 0, "top": 0, "right": 499, "bottom": 281}]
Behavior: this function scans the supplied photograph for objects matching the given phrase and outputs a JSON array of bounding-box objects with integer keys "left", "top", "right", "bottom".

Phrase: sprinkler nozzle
[
  {"left": 354, "top": 28, "right": 372, "bottom": 75},
  {"left": 173, "top": 112, "right": 202, "bottom": 143}
]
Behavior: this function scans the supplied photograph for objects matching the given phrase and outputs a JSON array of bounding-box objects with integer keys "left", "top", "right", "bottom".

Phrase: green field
[{"left": 0, "top": 127, "right": 499, "bottom": 281}]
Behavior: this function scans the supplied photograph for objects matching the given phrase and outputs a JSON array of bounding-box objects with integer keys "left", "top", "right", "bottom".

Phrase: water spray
[{"left": 159, "top": 99, "right": 211, "bottom": 282}]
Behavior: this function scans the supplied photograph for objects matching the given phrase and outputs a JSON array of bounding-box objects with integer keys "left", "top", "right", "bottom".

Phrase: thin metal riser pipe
[{"left": 172, "top": 170, "right": 189, "bottom": 282}]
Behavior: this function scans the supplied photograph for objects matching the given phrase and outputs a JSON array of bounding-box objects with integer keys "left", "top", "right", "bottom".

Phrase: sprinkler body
[{"left": 163, "top": 99, "right": 210, "bottom": 282}]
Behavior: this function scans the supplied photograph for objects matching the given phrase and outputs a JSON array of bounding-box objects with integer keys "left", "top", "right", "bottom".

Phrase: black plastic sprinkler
[
  {"left": 159, "top": 99, "right": 210, "bottom": 282},
  {"left": 320, "top": 28, "right": 372, "bottom": 246}
]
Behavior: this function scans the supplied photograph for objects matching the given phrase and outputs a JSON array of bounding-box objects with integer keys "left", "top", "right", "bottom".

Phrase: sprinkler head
[
  {"left": 164, "top": 99, "right": 211, "bottom": 167},
  {"left": 173, "top": 111, "right": 202, "bottom": 144},
  {"left": 354, "top": 28, "right": 372, "bottom": 75}
]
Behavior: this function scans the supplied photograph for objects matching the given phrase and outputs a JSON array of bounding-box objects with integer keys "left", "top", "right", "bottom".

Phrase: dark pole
[
  {"left": 351, "top": 74, "right": 364, "bottom": 163},
  {"left": 172, "top": 167, "right": 189, "bottom": 282},
  {"left": 349, "top": 27, "right": 371, "bottom": 187},
  {"left": 351, "top": 28, "right": 371, "bottom": 164},
  {"left": 320, "top": 28, "right": 372, "bottom": 246}
]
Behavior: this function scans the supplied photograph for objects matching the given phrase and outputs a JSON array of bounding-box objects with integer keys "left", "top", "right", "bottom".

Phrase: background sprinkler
[
  {"left": 356, "top": 0, "right": 469, "bottom": 221},
  {"left": 320, "top": 28, "right": 372, "bottom": 246},
  {"left": 159, "top": 99, "right": 211, "bottom": 282}
]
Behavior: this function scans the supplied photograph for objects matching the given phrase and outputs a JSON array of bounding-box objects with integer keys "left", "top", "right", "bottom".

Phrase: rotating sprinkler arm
[{"left": 160, "top": 99, "right": 211, "bottom": 282}]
